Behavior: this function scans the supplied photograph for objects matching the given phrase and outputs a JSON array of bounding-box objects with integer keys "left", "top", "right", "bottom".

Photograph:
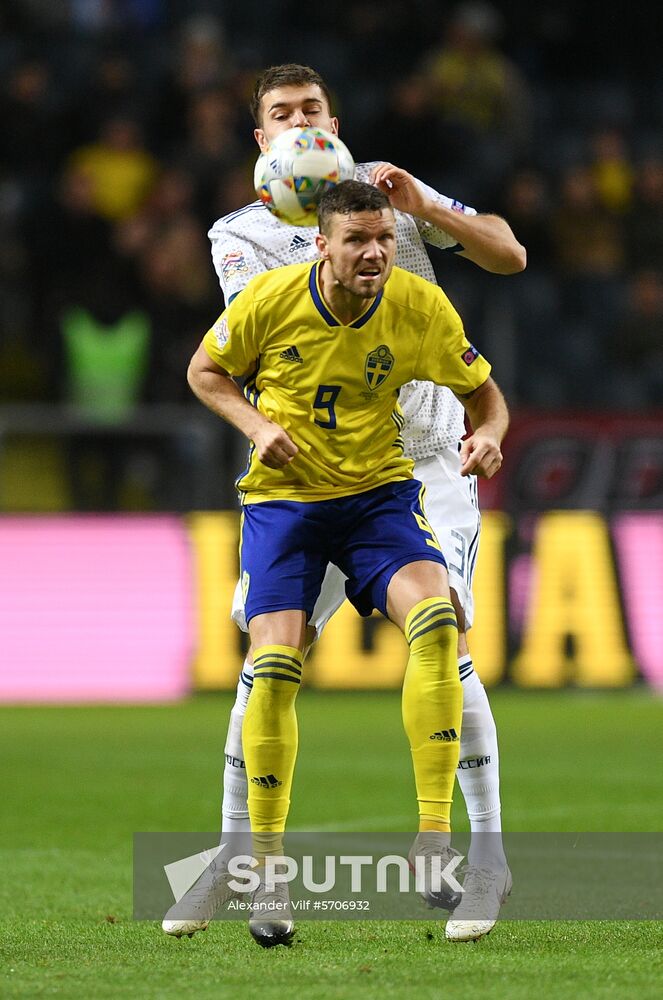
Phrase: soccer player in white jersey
[{"left": 163, "top": 63, "right": 526, "bottom": 943}]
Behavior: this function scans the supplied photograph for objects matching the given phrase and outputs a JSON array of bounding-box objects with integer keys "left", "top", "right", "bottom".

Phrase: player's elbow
[
  {"left": 187, "top": 360, "right": 202, "bottom": 397},
  {"left": 500, "top": 241, "right": 527, "bottom": 274},
  {"left": 512, "top": 241, "right": 527, "bottom": 273}
]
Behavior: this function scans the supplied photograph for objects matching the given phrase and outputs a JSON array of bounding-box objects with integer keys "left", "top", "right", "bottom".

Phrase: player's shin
[
  {"left": 221, "top": 659, "right": 253, "bottom": 834},
  {"left": 456, "top": 660, "right": 507, "bottom": 868},
  {"left": 402, "top": 598, "right": 462, "bottom": 832},
  {"left": 242, "top": 645, "right": 302, "bottom": 859}
]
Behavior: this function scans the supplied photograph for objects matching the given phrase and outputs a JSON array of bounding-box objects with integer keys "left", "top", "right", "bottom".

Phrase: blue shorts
[{"left": 239, "top": 479, "right": 448, "bottom": 624}]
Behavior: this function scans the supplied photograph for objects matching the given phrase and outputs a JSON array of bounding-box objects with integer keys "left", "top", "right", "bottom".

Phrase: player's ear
[
  {"left": 254, "top": 128, "right": 269, "bottom": 153},
  {"left": 329, "top": 117, "right": 339, "bottom": 136},
  {"left": 315, "top": 233, "right": 329, "bottom": 258}
]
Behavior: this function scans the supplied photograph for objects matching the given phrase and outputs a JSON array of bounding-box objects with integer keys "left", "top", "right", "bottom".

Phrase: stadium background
[{"left": 1, "top": 0, "right": 662, "bottom": 696}]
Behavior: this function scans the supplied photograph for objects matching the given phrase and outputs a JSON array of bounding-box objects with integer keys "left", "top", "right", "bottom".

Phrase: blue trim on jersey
[
  {"left": 351, "top": 288, "right": 384, "bottom": 328},
  {"left": 308, "top": 261, "right": 384, "bottom": 329},
  {"left": 235, "top": 442, "right": 255, "bottom": 497},
  {"left": 242, "top": 365, "right": 260, "bottom": 407},
  {"left": 390, "top": 413, "right": 405, "bottom": 452},
  {"left": 227, "top": 291, "right": 241, "bottom": 304},
  {"left": 235, "top": 364, "right": 262, "bottom": 498},
  {"left": 220, "top": 201, "right": 263, "bottom": 224},
  {"left": 309, "top": 263, "right": 339, "bottom": 326}
]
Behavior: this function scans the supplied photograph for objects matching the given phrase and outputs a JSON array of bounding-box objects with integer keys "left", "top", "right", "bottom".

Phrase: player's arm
[
  {"left": 187, "top": 342, "right": 297, "bottom": 469},
  {"left": 371, "top": 163, "right": 526, "bottom": 275},
  {"left": 456, "top": 377, "right": 509, "bottom": 479}
]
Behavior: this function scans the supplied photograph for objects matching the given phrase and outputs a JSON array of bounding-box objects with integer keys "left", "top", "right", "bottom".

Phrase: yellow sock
[
  {"left": 402, "top": 598, "right": 462, "bottom": 832},
  {"left": 243, "top": 644, "right": 302, "bottom": 858}
]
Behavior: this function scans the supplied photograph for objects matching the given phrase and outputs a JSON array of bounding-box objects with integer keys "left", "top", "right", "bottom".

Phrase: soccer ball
[{"left": 254, "top": 127, "right": 355, "bottom": 227}]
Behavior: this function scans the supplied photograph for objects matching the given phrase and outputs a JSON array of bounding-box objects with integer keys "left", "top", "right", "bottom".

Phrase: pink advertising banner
[
  {"left": 0, "top": 517, "right": 193, "bottom": 702},
  {"left": 1, "top": 507, "right": 662, "bottom": 696}
]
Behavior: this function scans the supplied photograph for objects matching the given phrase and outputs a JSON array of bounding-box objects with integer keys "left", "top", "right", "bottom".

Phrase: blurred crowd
[{"left": 2, "top": 0, "right": 663, "bottom": 430}]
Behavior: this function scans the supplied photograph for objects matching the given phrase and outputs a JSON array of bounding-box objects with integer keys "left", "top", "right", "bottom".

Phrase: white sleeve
[
  {"left": 209, "top": 224, "right": 269, "bottom": 302},
  {"left": 411, "top": 177, "right": 478, "bottom": 252}
]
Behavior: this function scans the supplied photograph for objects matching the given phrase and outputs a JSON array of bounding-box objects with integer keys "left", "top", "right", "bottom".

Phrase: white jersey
[{"left": 208, "top": 162, "right": 477, "bottom": 459}]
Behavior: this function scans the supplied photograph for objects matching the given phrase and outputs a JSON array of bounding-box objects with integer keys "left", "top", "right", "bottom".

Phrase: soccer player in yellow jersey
[{"left": 187, "top": 180, "right": 508, "bottom": 948}]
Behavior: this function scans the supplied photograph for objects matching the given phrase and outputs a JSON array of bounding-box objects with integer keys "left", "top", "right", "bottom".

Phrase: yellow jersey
[{"left": 203, "top": 260, "right": 491, "bottom": 503}]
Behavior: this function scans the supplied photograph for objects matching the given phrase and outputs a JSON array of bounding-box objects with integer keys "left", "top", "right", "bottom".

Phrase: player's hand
[
  {"left": 252, "top": 422, "right": 298, "bottom": 468},
  {"left": 370, "top": 163, "right": 429, "bottom": 217},
  {"left": 459, "top": 433, "right": 503, "bottom": 479}
]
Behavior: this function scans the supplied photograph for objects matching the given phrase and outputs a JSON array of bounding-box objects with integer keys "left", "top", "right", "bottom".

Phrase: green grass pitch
[{"left": 1, "top": 689, "right": 662, "bottom": 999}]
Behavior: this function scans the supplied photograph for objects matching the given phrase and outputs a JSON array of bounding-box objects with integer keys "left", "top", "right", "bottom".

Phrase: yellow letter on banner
[
  {"left": 310, "top": 601, "right": 408, "bottom": 689},
  {"left": 469, "top": 511, "right": 511, "bottom": 686},
  {"left": 512, "top": 512, "right": 634, "bottom": 687},
  {"left": 187, "top": 512, "right": 244, "bottom": 689}
]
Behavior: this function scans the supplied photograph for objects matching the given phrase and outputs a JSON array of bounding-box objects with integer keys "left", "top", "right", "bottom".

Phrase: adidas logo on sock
[
  {"left": 279, "top": 345, "right": 303, "bottom": 363},
  {"left": 289, "top": 235, "right": 311, "bottom": 251},
  {"left": 250, "top": 774, "right": 283, "bottom": 788},
  {"left": 429, "top": 728, "right": 459, "bottom": 742}
]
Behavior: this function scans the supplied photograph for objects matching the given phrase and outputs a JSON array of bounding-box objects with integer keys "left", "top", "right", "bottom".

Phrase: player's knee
[
  {"left": 431, "top": 627, "right": 462, "bottom": 688},
  {"left": 251, "top": 672, "right": 300, "bottom": 709},
  {"left": 251, "top": 645, "right": 303, "bottom": 690},
  {"left": 421, "top": 620, "right": 458, "bottom": 662},
  {"left": 405, "top": 598, "right": 458, "bottom": 651},
  {"left": 405, "top": 600, "right": 460, "bottom": 690}
]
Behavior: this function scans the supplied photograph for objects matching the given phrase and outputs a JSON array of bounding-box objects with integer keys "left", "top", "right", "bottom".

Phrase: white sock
[
  {"left": 221, "top": 658, "right": 253, "bottom": 834},
  {"left": 457, "top": 656, "right": 507, "bottom": 868}
]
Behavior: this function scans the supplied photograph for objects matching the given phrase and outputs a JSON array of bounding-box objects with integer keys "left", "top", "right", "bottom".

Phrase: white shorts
[
  {"left": 414, "top": 448, "right": 480, "bottom": 628},
  {"left": 230, "top": 446, "right": 481, "bottom": 635}
]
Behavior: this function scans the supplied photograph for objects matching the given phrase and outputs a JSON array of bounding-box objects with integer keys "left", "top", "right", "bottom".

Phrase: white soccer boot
[
  {"left": 445, "top": 863, "right": 513, "bottom": 942},
  {"left": 248, "top": 874, "right": 295, "bottom": 948},
  {"left": 162, "top": 855, "right": 240, "bottom": 938},
  {"left": 407, "top": 832, "right": 464, "bottom": 911}
]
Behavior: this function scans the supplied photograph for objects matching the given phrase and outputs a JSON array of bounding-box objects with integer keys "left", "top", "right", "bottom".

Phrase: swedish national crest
[{"left": 365, "top": 345, "right": 394, "bottom": 390}]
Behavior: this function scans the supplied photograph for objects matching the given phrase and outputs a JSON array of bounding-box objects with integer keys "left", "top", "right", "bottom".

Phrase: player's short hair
[
  {"left": 318, "top": 181, "right": 392, "bottom": 235},
  {"left": 250, "top": 64, "right": 334, "bottom": 126}
]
